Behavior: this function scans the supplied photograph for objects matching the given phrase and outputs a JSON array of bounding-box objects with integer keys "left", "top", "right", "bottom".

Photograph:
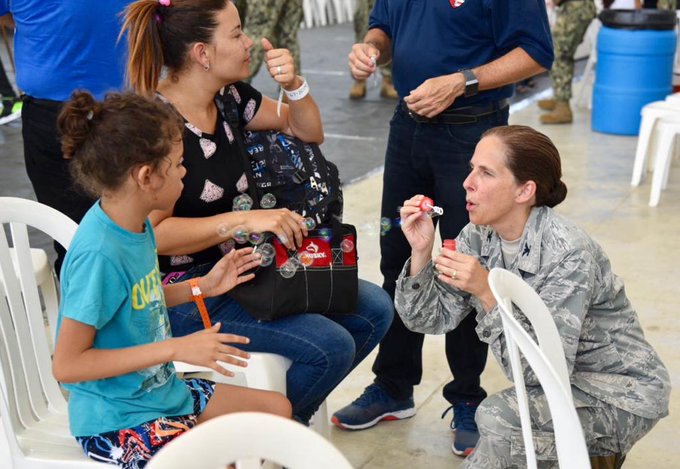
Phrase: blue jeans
[
  {"left": 373, "top": 103, "right": 509, "bottom": 404},
  {"left": 168, "top": 266, "right": 393, "bottom": 423}
]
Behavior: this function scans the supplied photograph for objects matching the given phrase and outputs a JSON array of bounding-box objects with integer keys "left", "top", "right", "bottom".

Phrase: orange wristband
[{"left": 188, "top": 278, "right": 211, "bottom": 329}]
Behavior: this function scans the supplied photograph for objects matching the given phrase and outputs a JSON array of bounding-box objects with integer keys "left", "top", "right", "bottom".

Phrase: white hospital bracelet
[{"left": 283, "top": 76, "right": 310, "bottom": 101}]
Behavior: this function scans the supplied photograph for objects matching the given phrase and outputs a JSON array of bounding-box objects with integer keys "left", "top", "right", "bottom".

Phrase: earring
[{"left": 203, "top": 62, "right": 210, "bottom": 71}]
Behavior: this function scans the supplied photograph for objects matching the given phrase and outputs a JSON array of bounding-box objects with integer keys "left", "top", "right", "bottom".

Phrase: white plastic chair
[
  {"left": 646, "top": 119, "right": 679, "bottom": 207},
  {"left": 174, "top": 354, "right": 330, "bottom": 438},
  {"left": 145, "top": 412, "right": 353, "bottom": 469},
  {"left": 487, "top": 268, "right": 590, "bottom": 469},
  {"left": 631, "top": 100, "right": 680, "bottom": 188},
  {"left": 0, "top": 197, "right": 102, "bottom": 468}
]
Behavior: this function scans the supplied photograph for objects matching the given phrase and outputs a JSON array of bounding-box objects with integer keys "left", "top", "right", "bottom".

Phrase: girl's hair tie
[{"left": 158, "top": 0, "right": 171, "bottom": 6}]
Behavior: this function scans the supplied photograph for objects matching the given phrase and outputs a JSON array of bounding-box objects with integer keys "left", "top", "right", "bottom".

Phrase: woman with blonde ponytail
[{"left": 121, "top": 0, "right": 393, "bottom": 426}]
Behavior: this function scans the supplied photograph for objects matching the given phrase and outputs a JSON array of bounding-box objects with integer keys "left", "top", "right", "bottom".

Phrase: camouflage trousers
[
  {"left": 657, "top": 0, "right": 677, "bottom": 9},
  {"left": 354, "top": 0, "right": 392, "bottom": 79},
  {"left": 551, "top": 0, "right": 596, "bottom": 101},
  {"left": 242, "top": 0, "right": 303, "bottom": 80},
  {"left": 461, "top": 386, "right": 657, "bottom": 468}
]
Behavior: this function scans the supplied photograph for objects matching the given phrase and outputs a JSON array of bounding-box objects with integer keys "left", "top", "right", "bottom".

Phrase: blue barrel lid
[{"left": 599, "top": 9, "right": 677, "bottom": 30}]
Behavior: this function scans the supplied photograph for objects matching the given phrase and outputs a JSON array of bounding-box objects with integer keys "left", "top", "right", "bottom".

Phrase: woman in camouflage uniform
[{"left": 394, "top": 125, "right": 670, "bottom": 468}]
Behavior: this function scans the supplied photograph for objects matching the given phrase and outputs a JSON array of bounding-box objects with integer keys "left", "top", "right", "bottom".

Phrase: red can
[{"left": 443, "top": 239, "right": 456, "bottom": 251}]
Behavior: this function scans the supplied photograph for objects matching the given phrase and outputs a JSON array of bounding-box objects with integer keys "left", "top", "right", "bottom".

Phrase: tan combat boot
[
  {"left": 590, "top": 453, "right": 626, "bottom": 469},
  {"left": 380, "top": 76, "right": 398, "bottom": 99},
  {"left": 537, "top": 98, "right": 556, "bottom": 111},
  {"left": 349, "top": 79, "right": 367, "bottom": 99},
  {"left": 540, "top": 100, "right": 573, "bottom": 124}
]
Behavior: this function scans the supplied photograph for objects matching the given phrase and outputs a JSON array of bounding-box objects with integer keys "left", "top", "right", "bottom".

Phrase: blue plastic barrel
[{"left": 592, "top": 10, "right": 677, "bottom": 135}]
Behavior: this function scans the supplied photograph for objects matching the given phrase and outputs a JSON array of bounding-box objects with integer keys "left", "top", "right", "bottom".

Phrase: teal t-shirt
[{"left": 57, "top": 202, "right": 193, "bottom": 437}]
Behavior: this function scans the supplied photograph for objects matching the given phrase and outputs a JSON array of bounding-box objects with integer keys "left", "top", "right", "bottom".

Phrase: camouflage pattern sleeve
[
  {"left": 394, "top": 224, "right": 482, "bottom": 335},
  {"left": 394, "top": 259, "right": 475, "bottom": 335},
  {"left": 478, "top": 249, "right": 597, "bottom": 386}
]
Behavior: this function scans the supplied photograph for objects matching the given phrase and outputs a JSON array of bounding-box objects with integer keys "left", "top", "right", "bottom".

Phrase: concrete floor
[
  {"left": 0, "top": 21, "right": 677, "bottom": 469},
  {"left": 329, "top": 102, "right": 680, "bottom": 468}
]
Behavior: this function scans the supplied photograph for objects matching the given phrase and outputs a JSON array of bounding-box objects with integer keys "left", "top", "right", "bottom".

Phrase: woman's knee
[
  {"left": 475, "top": 392, "right": 520, "bottom": 439},
  {"left": 356, "top": 279, "right": 394, "bottom": 337},
  {"left": 290, "top": 317, "right": 356, "bottom": 373}
]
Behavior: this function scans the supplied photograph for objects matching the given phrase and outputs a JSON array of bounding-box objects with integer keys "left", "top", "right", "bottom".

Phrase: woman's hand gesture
[
  {"left": 262, "top": 38, "right": 297, "bottom": 90},
  {"left": 199, "top": 248, "right": 261, "bottom": 298},
  {"left": 400, "top": 195, "right": 436, "bottom": 253},
  {"left": 171, "top": 323, "right": 250, "bottom": 377},
  {"left": 242, "top": 208, "right": 307, "bottom": 250}
]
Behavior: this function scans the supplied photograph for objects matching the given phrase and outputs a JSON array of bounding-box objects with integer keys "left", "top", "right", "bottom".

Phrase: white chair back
[
  {"left": 487, "top": 268, "right": 590, "bottom": 469},
  {"left": 0, "top": 197, "right": 101, "bottom": 468},
  {"left": 145, "top": 412, "right": 353, "bottom": 469}
]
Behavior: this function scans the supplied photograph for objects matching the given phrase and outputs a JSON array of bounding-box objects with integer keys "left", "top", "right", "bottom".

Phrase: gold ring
[
  {"left": 451, "top": 270, "right": 457, "bottom": 279},
  {"left": 277, "top": 65, "right": 282, "bottom": 75}
]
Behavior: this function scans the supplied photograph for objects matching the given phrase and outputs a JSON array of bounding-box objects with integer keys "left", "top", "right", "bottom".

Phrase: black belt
[{"left": 402, "top": 98, "right": 509, "bottom": 124}]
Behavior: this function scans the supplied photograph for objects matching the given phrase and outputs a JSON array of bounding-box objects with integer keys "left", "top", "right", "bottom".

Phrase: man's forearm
[
  {"left": 364, "top": 28, "right": 392, "bottom": 65},
  {"left": 472, "top": 47, "right": 546, "bottom": 92}
]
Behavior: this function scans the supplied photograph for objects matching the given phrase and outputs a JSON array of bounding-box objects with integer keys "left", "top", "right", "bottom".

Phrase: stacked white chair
[
  {"left": 631, "top": 97, "right": 680, "bottom": 206},
  {"left": 145, "top": 412, "right": 353, "bottom": 469},
  {"left": 0, "top": 197, "right": 101, "bottom": 468},
  {"left": 302, "top": 0, "right": 354, "bottom": 28},
  {"left": 0, "top": 196, "right": 328, "bottom": 469},
  {"left": 487, "top": 268, "right": 590, "bottom": 469}
]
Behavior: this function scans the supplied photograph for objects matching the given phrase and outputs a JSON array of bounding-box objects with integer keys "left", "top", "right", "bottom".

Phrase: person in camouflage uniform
[
  {"left": 539, "top": 0, "right": 597, "bottom": 124},
  {"left": 653, "top": 0, "right": 676, "bottom": 8},
  {"left": 348, "top": 0, "right": 397, "bottom": 100},
  {"left": 393, "top": 125, "right": 671, "bottom": 467},
  {"left": 242, "top": 0, "right": 303, "bottom": 81}
]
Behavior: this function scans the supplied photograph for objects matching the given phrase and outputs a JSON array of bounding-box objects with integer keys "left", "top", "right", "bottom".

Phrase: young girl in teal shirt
[{"left": 53, "top": 91, "right": 291, "bottom": 468}]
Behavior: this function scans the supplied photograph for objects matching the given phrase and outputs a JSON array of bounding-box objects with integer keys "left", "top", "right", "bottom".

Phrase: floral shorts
[{"left": 76, "top": 378, "right": 215, "bottom": 469}]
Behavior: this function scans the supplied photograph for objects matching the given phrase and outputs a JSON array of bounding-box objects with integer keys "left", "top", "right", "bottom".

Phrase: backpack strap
[{"left": 214, "top": 88, "right": 261, "bottom": 209}]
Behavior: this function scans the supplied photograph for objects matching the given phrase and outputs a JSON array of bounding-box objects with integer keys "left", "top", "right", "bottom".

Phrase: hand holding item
[
  {"left": 434, "top": 248, "right": 495, "bottom": 310},
  {"left": 243, "top": 208, "right": 307, "bottom": 250},
  {"left": 348, "top": 42, "right": 379, "bottom": 80},
  {"left": 400, "top": 195, "right": 436, "bottom": 253}
]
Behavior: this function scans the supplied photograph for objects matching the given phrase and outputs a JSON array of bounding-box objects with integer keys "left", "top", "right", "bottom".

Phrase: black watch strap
[{"left": 460, "top": 69, "right": 479, "bottom": 98}]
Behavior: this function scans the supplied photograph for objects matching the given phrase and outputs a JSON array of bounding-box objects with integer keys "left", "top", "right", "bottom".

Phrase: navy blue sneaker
[
  {"left": 331, "top": 384, "right": 416, "bottom": 430},
  {"left": 442, "top": 402, "right": 479, "bottom": 456}
]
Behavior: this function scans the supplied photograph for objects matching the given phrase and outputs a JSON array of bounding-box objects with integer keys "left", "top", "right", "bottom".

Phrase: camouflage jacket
[{"left": 395, "top": 206, "right": 670, "bottom": 420}]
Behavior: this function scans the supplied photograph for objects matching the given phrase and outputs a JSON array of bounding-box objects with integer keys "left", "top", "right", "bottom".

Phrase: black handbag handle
[{"left": 214, "top": 88, "right": 261, "bottom": 209}]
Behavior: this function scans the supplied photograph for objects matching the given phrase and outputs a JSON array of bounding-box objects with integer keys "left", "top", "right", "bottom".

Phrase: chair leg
[
  {"left": 649, "top": 124, "right": 675, "bottom": 207},
  {"left": 310, "top": 400, "right": 330, "bottom": 438},
  {"left": 632, "top": 114, "right": 657, "bottom": 186},
  {"left": 590, "top": 453, "right": 626, "bottom": 469}
]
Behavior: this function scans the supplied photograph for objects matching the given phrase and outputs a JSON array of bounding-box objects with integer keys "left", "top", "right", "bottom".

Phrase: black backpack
[{"left": 215, "top": 88, "right": 343, "bottom": 224}]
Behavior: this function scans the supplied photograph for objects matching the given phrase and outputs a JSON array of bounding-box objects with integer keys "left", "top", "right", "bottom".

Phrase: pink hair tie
[{"left": 159, "top": 0, "right": 171, "bottom": 6}]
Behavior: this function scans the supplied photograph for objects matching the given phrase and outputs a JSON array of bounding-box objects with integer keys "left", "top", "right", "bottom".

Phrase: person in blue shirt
[
  {"left": 0, "top": 1, "right": 132, "bottom": 274},
  {"left": 53, "top": 91, "right": 291, "bottom": 469},
  {"left": 333, "top": 0, "right": 554, "bottom": 457}
]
